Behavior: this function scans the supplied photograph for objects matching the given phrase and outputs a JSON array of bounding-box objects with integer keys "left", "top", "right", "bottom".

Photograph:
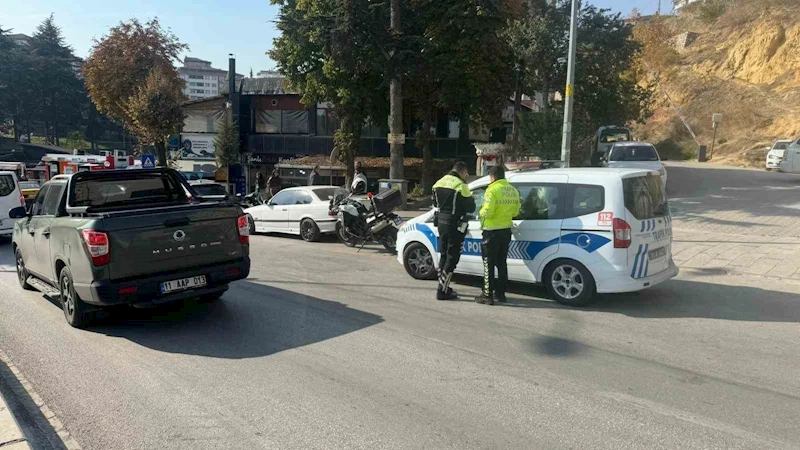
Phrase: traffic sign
[{"left": 142, "top": 154, "right": 156, "bottom": 169}]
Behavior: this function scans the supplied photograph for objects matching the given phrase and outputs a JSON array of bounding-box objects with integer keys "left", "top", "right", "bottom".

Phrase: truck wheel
[
  {"left": 543, "top": 259, "right": 596, "bottom": 307},
  {"left": 403, "top": 242, "right": 437, "bottom": 280},
  {"left": 59, "top": 266, "right": 89, "bottom": 328},
  {"left": 15, "top": 248, "right": 33, "bottom": 290},
  {"left": 300, "top": 219, "right": 321, "bottom": 242}
]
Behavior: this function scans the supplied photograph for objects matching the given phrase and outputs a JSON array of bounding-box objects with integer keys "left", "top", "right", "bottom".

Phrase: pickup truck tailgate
[{"left": 103, "top": 206, "right": 244, "bottom": 280}]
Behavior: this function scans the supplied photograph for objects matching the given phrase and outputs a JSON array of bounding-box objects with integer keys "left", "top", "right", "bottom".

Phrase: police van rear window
[
  {"left": 0, "top": 175, "right": 15, "bottom": 197},
  {"left": 623, "top": 175, "right": 667, "bottom": 220}
]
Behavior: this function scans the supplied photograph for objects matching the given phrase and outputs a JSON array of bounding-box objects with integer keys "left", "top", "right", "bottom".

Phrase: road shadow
[
  {"left": 454, "top": 273, "right": 800, "bottom": 323},
  {"left": 89, "top": 280, "right": 383, "bottom": 359}
]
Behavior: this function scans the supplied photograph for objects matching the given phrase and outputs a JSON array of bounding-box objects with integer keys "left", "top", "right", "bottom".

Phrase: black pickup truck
[{"left": 10, "top": 168, "right": 251, "bottom": 328}]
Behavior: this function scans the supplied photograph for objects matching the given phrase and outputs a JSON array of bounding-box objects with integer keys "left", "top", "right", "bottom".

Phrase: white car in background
[
  {"left": 244, "top": 186, "right": 340, "bottom": 242},
  {"left": 604, "top": 142, "right": 667, "bottom": 191},
  {"left": 766, "top": 140, "right": 792, "bottom": 170}
]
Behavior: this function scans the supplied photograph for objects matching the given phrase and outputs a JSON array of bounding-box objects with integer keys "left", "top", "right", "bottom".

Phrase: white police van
[{"left": 396, "top": 168, "right": 678, "bottom": 306}]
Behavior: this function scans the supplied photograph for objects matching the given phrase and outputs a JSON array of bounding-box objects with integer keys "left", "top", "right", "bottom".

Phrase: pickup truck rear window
[{"left": 72, "top": 173, "right": 187, "bottom": 209}]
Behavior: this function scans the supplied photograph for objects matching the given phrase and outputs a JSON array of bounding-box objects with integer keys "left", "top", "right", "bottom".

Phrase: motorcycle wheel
[
  {"left": 336, "top": 222, "right": 357, "bottom": 247},
  {"left": 378, "top": 227, "right": 398, "bottom": 253}
]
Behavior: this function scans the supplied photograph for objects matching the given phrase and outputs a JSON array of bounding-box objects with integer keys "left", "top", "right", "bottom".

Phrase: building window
[
  {"left": 256, "top": 110, "right": 309, "bottom": 134},
  {"left": 315, "top": 108, "right": 339, "bottom": 136},
  {"left": 189, "top": 75, "right": 203, "bottom": 80}
]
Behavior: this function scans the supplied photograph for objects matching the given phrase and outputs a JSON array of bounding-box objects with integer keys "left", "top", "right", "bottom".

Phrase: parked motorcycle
[
  {"left": 237, "top": 191, "right": 265, "bottom": 208},
  {"left": 329, "top": 188, "right": 404, "bottom": 252}
]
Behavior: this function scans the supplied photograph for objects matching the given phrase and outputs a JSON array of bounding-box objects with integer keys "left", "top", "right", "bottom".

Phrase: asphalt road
[
  {"left": 665, "top": 162, "right": 800, "bottom": 237},
  {"left": 1, "top": 230, "right": 799, "bottom": 449}
]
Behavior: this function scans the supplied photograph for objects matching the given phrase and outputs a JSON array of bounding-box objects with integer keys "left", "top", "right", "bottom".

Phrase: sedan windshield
[{"left": 610, "top": 145, "right": 659, "bottom": 162}]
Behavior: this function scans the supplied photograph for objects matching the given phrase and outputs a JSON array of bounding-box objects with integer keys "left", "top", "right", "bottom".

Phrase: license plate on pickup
[
  {"left": 160, "top": 275, "right": 207, "bottom": 294},
  {"left": 648, "top": 247, "right": 667, "bottom": 261},
  {"left": 392, "top": 216, "right": 403, "bottom": 226}
]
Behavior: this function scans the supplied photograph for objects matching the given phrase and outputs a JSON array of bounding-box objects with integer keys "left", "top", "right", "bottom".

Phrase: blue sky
[{"left": 5, "top": 0, "right": 669, "bottom": 74}]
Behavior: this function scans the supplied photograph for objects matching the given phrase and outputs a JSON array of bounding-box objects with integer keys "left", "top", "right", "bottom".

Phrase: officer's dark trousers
[
  {"left": 481, "top": 228, "right": 512, "bottom": 297},
  {"left": 438, "top": 225, "right": 465, "bottom": 286}
]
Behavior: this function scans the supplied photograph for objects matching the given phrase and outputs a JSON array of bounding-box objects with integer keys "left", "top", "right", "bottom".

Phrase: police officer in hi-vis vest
[
  {"left": 475, "top": 165, "right": 521, "bottom": 305},
  {"left": 432, "top": 162, "right": 476, "bottom": 300}
]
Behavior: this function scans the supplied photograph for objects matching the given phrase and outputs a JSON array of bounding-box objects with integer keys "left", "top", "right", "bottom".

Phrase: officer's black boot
[{"left": 436, "top": 271, "right": 458, "bottom": 300}]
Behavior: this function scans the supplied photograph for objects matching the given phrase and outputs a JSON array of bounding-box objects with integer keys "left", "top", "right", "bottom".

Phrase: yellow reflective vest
[{"left": 479, "top": 179, "right": 521, "bottom": 230}]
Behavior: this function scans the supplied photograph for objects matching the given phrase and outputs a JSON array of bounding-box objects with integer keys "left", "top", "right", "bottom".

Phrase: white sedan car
[
  {"left": 245, "top": 186, "right": 340, "bottom": 242},
  {"left": 605, "top": 142, "right": 667, "bottom": 191}
]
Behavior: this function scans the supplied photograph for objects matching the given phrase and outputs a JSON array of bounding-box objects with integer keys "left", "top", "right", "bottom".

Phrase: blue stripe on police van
[
  {"left": 413, "top": 225, "right": 610, "bottom": 260},
  {"left": 640, "top": 221, "right": 645, "bottom": 232},
  {"left": 637, "top": 244, "right": 649, "bottom": 279},
  {"left": 643, "top": 254, "right": 650, "bottom": 278},
  {"left": 631, "top": 244, "right": 643, "bottom": 278}
]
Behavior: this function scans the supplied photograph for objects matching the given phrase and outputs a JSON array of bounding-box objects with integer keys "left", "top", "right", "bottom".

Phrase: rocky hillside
[{"left": 632, "top": 1, "right": 800, "bottom": 167}]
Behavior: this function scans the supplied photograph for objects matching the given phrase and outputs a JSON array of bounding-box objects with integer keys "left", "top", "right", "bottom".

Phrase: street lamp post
[{"left": 560, "top": 0, "right": 580, "bottom": 167}]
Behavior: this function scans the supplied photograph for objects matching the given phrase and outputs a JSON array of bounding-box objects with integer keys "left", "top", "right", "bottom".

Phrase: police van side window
[
  {"left": 564, "top": 184, "right": 605, "bottom": 218},
  {"left": 514, "top": 184, "right": 564, "bottom": 220}
]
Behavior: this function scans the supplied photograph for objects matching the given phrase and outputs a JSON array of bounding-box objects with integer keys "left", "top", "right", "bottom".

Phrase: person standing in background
[
  {"left": 474, "top": 165, "right": 520, "bottom": 305},
  {"left": 309, "top": 165, "right": 323, "bottom": 186},
  {"left": 255, "top": 172, "right": 266, "bottom": 202},
  {"left": 267, "top": 169, "right": 282, "bottom": 198},
  {"left": 351, "top": 161, "right": 368, "bottom": 194}
]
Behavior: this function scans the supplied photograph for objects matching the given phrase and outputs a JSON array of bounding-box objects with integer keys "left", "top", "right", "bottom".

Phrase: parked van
[
  {"left": 396, "top": 168, "right": 678, "bottom": 306},
  {"left": 778, "top": 137, "right": 800, "bottom": 173},
  {"left": 0, "top": 171, "right": 26, "bottom": 237}
]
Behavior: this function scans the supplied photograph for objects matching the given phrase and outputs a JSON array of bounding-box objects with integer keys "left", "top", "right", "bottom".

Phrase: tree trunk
[
  {"left": 156, "top": 140, "right": 168, "bottom": 167},
  {"left": 12, "top": 114, "right": 20, "bottom": 142},
  {"left": 388, "top": 0, "right": 404, "bottom": 181},
  {"left": 541, "top": 73, "right": 550, "bottom": 113},
  {"left": 510, "top": 69, "right": 524, "bottom": 157},
  {"left": 420, "top": 113, "right": 434, "bottom": 195}
]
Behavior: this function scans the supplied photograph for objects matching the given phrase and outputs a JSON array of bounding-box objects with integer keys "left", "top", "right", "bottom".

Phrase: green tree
[
  {"left": 29, "top": 15, "right": 86, "bottom": 145},
  {"left": 269, "top": 0, "right": 390, "bottom": 184},
  {"left": 84, "top": 18, "right": 187, "bottom": 164},
  {"left": 122, "top": 68, "right": 186, "bottom": 165},
  {"left": 518, "top": 3, "right": 653, "bottom": 163},
  {"left": 214, "top": 116, "right": 240, "bottom": 187},
  {"left": 405, "top": 0, "right": 516, "bottom": 192}
]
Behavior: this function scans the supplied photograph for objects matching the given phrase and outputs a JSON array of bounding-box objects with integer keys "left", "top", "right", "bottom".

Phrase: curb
[
  {"left": 0, "top": 350, "right": 82, "bottom": 450},
  {"left": 0, "top": 390, "right": 31, "bottom": 449}
]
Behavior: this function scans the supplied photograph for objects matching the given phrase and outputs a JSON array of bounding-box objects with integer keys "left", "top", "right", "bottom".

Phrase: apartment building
[{"left": 178, "top": 57, "right": 228, "bottom": 100}]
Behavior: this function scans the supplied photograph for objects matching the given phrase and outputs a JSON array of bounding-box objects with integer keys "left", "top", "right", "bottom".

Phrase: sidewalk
[
  {"left": 0, "top": 392, "right": 30, "bottom": 450},
  {"left": 673, "top": 229, "right": 800, "bottom": 279}
]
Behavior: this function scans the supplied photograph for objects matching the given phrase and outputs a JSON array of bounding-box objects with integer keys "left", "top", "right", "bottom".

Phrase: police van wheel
[
  {"left": 403, "top": 243, "right": 437, "bottom": 280},
  {"left": 544, "top": 259, "right": 596, "bottom": 307}
]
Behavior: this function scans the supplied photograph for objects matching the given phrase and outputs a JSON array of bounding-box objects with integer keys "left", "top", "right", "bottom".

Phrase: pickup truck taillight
[
  {"left": 237, "top": 215, "right": 249, "bottom": 245},
  {"left": 81, "top": 229, "right": 111, "bottom": 266}
]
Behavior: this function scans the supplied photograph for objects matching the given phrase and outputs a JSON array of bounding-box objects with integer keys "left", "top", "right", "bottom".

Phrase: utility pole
[
  {"left": 560, "top": 0, "right": 580, "bottom": 167},
  {"left": 388, "top": 0, "right": 404, "bottom": 181}
]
